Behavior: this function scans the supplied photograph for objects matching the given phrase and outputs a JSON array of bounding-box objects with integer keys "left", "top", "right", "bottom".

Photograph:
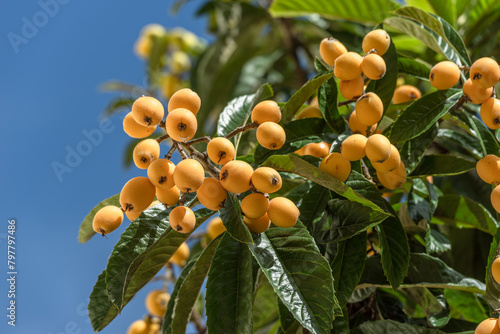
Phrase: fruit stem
[
  {"left": 179, "top": 192, "right": 189, "bottom": 206},
  {"left": 182, "top": 144, "right": 220, "bottom": 179},
  {"left": 165, "top": 145, "right": 177, "bottom": 160},
  {"left": 338, "top": 99, "right": 356, "bottom": 107},
  {"left": 360, "top": 159, "right": 376, "bottom": 185},
  {"left": 156, "top": 133, "right": 170, "bottom": 143},
  {"left": 185, "top": 136, "right": 211, "bottom": 146},
  {"left": 224, "top": 122, "right": 259, "bottom": 139},
  {"left": 158, "top": 120, "right": 166, "bottom": 130},
  {"left": 173, "top": 141, "right": 189, "bottom": 159}
]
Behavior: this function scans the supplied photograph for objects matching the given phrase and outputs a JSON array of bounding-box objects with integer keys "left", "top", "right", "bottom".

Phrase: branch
[
  {"left": 182, "top": 144, "right": 220, "bottom": 179},
  {"left": 225, "top": 122, "right": 259, "bottom": 139},
  {"left": 156, "top": 133, "right": 170, "bottom": 144},
  {"left": 173, "top": 141, "right": 189, "bottom": 159},
  {"left": 338, "top": 99, "right": 357, "bottom": 107},
  {"left": 185, "top": 136, "right": 211, "bottom": 146},
  {"left": 360, "top": 159, "right": 376, "bottom": 185},
  {"left": 164, "top": 145, "right": 177, "bottom": 160}
]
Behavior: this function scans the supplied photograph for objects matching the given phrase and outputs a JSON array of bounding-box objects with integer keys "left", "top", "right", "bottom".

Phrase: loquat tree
[{"left": 78, "top": 1, "right": 500, "bottom": 333}]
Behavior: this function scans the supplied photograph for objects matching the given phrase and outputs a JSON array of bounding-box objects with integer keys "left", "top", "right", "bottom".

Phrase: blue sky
[{"left": 0, "top": 1, "right": 208, "bottom": 333}]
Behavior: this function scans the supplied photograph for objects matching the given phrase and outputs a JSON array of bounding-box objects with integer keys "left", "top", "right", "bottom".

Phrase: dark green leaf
[
  {"left": 461, "top": 112, "right": 500, "bottom": 156},
  {"left": 355, "top": 319, "right": 446, "bottom": 334},
  {"left": 78, "top": 194, "right": 120, "bottom": 243},
  {"left": 88, "top": 271, "right": 120, "bottom": 332},
  {"left": 398, "top": 57, "right": 431, "bottom": 80},
  {"left": 318, "top": 77, "right": 345, "bottom": 133},
  {"left": 103, "top": 97, "right": 136, "bottom": 117},
  {"left": 298, "top": 183, "right": 330, "bottom": 230},
  {"left": 436, "top": 128, "right": 482, "bottom": 160},
  {"left": 445, "top": 289, "right": 488, "bottom": 323},
  {"left": 404, "top": 288, "right": 450, "bottom": 328},
  {"left": 426, "top": 228, "right": 451, "bottom": 254},
  {"left": 163, "top": 235, "right": 222, "bottom": 334},
  {"left": 206, "top": 233, "right": 254, "bottom": 334},
  {"left": 249, "top": 222, "right": 339, "bottom": 334},
  {"left": 400, "top": 124, "right": 439, "bottom": 174},
  {"left": 253, "top": 273, "right": 280, "bottom": 331},
  {"left": 216, "top": 94, "right": 256, "bottom": 137},
  {"left": 219, "top": 192, "right": 253, "bottom": 244},
  {"left": 389, "top": 89, "right": 462, "bottom": 143},
  {"left": 278, "top": 299, "right": 300, "bottom": 334},
  {"left": 410, "top": 155, "right": 476, "bottom": 177}
]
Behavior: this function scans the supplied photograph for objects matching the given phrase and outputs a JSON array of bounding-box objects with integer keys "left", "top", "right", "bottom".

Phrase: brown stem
[
  {"left": 338, "top": 99, "right": 357, "bottom": 107},
  {"left": 179, "top": 192, "right": 189, "bottom": 206},
  {"left": 164, "top": 145, "right": 177, "bottom": 160},
  {"left": 185, "top": 136, "right": 211, "bottom": 146},
  {"left": 451, "top": 94, "right": 468, "bottom": 111},
  {"left": 158, "top": 120, "right": 166, "bottom": 130},
  {"left": 459, "top": 65, "right": 470, "bottom": 72},
  {"left": 174, "top": 141, "right": 189, "bottom": 159},
  {"left": 183, "top": 144, "right": 220, "bottom": 179},
  {"left": 156, "top": 133, "right": 170, "bottom": 144},
  {"left": 363, "top": 48, "right": 378, "bottom": 56},
  {"left": 225, "top": 122, "right": 259, "bottom": 139},
  {"left": 360, "top": 159, "right": 376, "bottom": 185}
]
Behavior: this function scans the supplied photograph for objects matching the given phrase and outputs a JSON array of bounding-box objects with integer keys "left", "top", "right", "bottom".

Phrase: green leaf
[
  {"left": 88, "top": 271, "right": 120, "bottom": 332},
  {"left": 280, "top": 71, "right": 336, "bottom": 122},
  {"left": 461, "top": 112, "right": 500, "bottom": 156},
  {"left": 269, "top": 0, "right": 399, "bottom": 23},
  {"left": 162, "top": 235, "right": 222, "bottom": 334},
  {"left": 253, "top": 273, "right": 280, "bottom": 331},
  {"left": 318, "top": 77, "right": 345, "bottom": 133},
  {"left": 445, "top": 289, "right": 488, "bottom": 323},
  {"left": 99, "top": 80, "right": 145, "bottom": 94},
  {"left": 366, "top": 34, "right": 398, "bottom": 114},
  {"left": 102, "top": 97, "right": 136, "bottom": 117},
  {"left": 400, "top": 124, "right": 438, "bottom": 174},
  {"left": 297, "top": 184, "right": 330, "bottom": 230},
  {"left": 426, "top": 228, "right": 451, "bottom": 254},
  {"left": 216, "top": 94, "right": 256, "bottom": 137},
  {"left": 432, "top": 194, "right": 498, "bottom": 236},
  {"left": 426, "top": 0, "right": 456, "bottom": 27},
  {"left": 358, "top": 253, "right": 486, "bottom": 294},
  {"left": 355, "top": 319, "right": 447, "bottom": 334},
  {"left": 410, "top": 155, "right": 476, "bottom": 177},
  {"left": 278, "top": 299, "right": 301, "bottom": 334},
  {"left": 331, "top": 232, "right": 367, "bottom": 308},
  {"left": 436, "top": 128, "right": 483, "bottom": 160},
  {"left": 397, "top": 57, "right": 431, "bottom": 80},
  {"left": 485, "top": 229, "right": 500, "bottom": 309},
  {"left": 249, "top": 222, "right": 339, "bottom": 334},
  {"left": 404, "top": 288, "right": 450, "bottom": 328},
  {"left": 261, "top": 155, "right": 389, "bottom": 221},
  {"left": 78, "top": 194, "right": 120, "bottom": 243},
  {"left": 389, "top": 89, "right": 462, "bottom": 143},
  {"left": 206, "top": 233, "right": 254, "bottom": 334},
  {"left": 219, "top": 192, "right": 253, "bottom": 244}
]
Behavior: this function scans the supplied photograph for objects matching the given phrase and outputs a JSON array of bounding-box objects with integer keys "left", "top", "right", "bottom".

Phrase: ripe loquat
[
  {"left": 476, "top": 155, "right": 500, "bottom": 185},
  {"left": 207, "top": 137, "right": 235, "bottom": 165},
  {"left": 267, "top": 197, "right": 299, "bottom": 228},
  {"left": 492, "top": 185, "right": 500, "bottom": 214},
  {"left": 169, "top": 206, "right": 196, "bottom": 233},
  {"left": 362, "top": 29, "right": 390, "bottom": 56},
  {"left": 92, "top": 206, "right": 123, "bottom": 236},
  {"left": 123, "top": 112, "right": 156, "bottom": 138},
  {"left": 371, "top": 145, "right": 401, "bottom": 173},
  {"left": 241, "top": 193, "right": 269, "bottom": 219},
  {"left": 256, "top": 122, "right": 286, "bottom": 150},
  {"left": 429, "top": 61, "right": 461, "bottom": 90},
  {"left": 145, "top": 290, "right": 170, "bottom": 317},
  {"left": 156, "top": 186, "right": 181, "bottom": 207},
  {"left": 169, "top": 242, "right": 190, "bottom": 267},
  {"left": 463, "top": 79, "right": 493, "bottom": 104},
  {"left": 492, "top": 257, "right": 500, "bottom": 285},
  {"left": 173, "top": 158, "right": 205, "bottom": 193},
  {"left": 133, "top": 139, "right": 161, "bottom": 169},
  {"left": 470, "top": 57, "right": 500, "bottom": 89},
  {"left": 334, "top": 52, "right": 363, "bottom": 80},
  {"left": 243, "top": 213, "right": 271, "bottom": 233},
  {"left": 295, "top": 106, "right": 323, "bottom": 119},
  {"left": 377, "top": 162, "right": 407, "bottom": 190},
  {"left": 349, "top": 110, "right": 377, "bottom": 135},
  {"left": 474, "top": 318, "right": 500, "bottom": 334},
  {"left": 206, "top": 216, "right": 226, "bottom": 240},
  {"left": 341, "top": 134, "right": 367, "bottom": 161},
  {"left": 339, "top": 76, "right": 364, "bottom": 100},
  {"left": 361, "top": 53, "right": 386, "bottom": 80},
  {"left": 127, "top": 319, "right": 150, "bottom": 334},
  {"left": 132, "top": 96, "right": 165, "bottom": 127},
  {"left": 251, "top": 100, "right": 281, "bottom": 124},
  {"left": 392, "top": 85, "right": 421, "bottom": 104},
  {"left": 120, "top": 177, "right": 156, "bottom": 213},
  {"left": 320, "top": 152, "right": 351, "bottom": 182},
  {"left": 147, "top": 159, "right": 176, "bottom": 189},
  {"left": 355, "top": 92, "right": 384, "bottom": 126},
  {"left": 167, "top": 88, "right": 201, "bottom": 115},
  {"left": 196, "top": 177, "right": 227, "bottom": 211},
  {"left": 480, "top": 98, "right": 500, "bottom": 130},
  {"left": 125, "top": 201, "right": 159, "bottom": 221},
  {"left": 365, "top": 134, "right": 392, "bottom": 163},
  {"left": 165, "top": 108, "right": 198, "bottom": 142},
  {"left": 219, "top": 160, "right": 254, "bottom": 193},
  {"left": 319, "top": 37, "right": 348, "bottom": 66},
  {"left": 251, "top": 167, "right": 282, "bottom": 194},
  {"left": 303, "top": 142, "right": 330, "bottom": 158}
]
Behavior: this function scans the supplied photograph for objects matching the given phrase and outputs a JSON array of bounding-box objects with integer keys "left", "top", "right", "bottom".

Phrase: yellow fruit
[
  {"left": 339, "top": 76, "right": 364, "bottom": 100},
  {"left": 134, "top": 37, "right": 151, "bottom": 59},
  {"left": 125, "top": 201, "right": 159, "bottom": 221},
  {"left": 371, "top": 145, "right": 401, "bottom": 173},
  {"left": 392, "top": 85, "right": 421, "bottom": 104},
  {"left": 167, "top": 88, "right": 201, "bottom": 115},
  {"left": 197, "top": 177, "right": 227, "bottom": 211},
  {"left": 256, "top": 122, "right": 286, "bottom": 150},
  {"left": 492, "top": 184, "right": 500, "bottom": 214},
  {"left": 165, "top": 108, "right": 198, "bottom": 142},
  {"left": 349, "top": 110, "right": 377, "bottom": 135},
  {"left": 429, "top": 61, "right": 461, "bottom": 90},
  {"left": 145, "top": 290, "right": 170, "bottom": 317},
  {"left": 303, "top": 142, "right": 330, "bottom": 158},
  {"left": 120, "top": 177, "right": 156, "bottom": 213},
  {"left": 169, "top": 206, "right": 196, "bottom": 233},
  {"left": 463, "top": 79, "right": 493, "bottom": 104},
  {"left": 480, "top": 98, "right": 500, "bottom": 130},
  {"left": 319, "top": 37, "right": 348, "bottom": 66},
  {"left": 470, "top": 57, "right": 500, "bottom": 89},
  {"left": 365, "top": 134, "right": 392, "bottom": 163},
  {"left": 251, "top": 167, "right": 282, "bottom": 193},
  {"left": 320, "top": 152, "right": 351, "bottom": 182},
  {"left": 132, "top": 96, "right": 165, "bottom": 127},
  {"left": 156, "top": 186, "right": 181, "bottom": 207},
  {"left": 251, "top": 100, "right": 281, "bottom": 124},
  {"left": 241, "top": 193, "right": 269, "bottom": 219},
  {"left": 295, "top": 106, "right": 323, "bottom": 119},
  {"left": 244, "top": 213, "right": 271, "bottom": 233},
  {"left": 310, "top": 96, "right": 319, "bottom": 107},
  {"left": 141, "top": 23, "right": 167, "bottom": 39},
  {"left": 362, "top": 29, "right": 390, "bottom": 56},
  {"left": 476, "top": 155, "right": 500, "bottom": 184},
  {"left": 355, "top": 92, "right": 384, "bottom": 126},
  {"left": 147, "top": 159, "right": 176, "bottom": 189},
  {"left": 206, "top": 217, "right": 226, "bottom": 239},
  {"left": 173, "top": 158, "right": 205, "bottom": 193},
  {"left": 171, "top": 51, "right": 191, "bottom": 74},
  {"left": 133, "top": 139, "right": 160, "bottom": 169},
  {"left": 341, "top": 134, "right": 367, "bottom": 161},
  {"left": 92, "top": 206, "right": 123, "bottom": 236},
  {"left": 219, "top": 160, "right": 253, "bottom": 193},
  {"left": 267, "top": 197, "right": 299, "bottom": 228},
  {"left": 123, "top": 112, "right": 156, "bottom": 138},
  {"left": 127, "top": 319, "right": 150, "bottom": 334},
  {"left": 361, "top": 53, "right": 386, "bottom": 80},
  {"left": 377, "top": 162, "right": 407, "bottom": 190},
  {"left": 169, "top": 242, "right": 190, "bottom": 266},
  {"left": 161, "top": 75, "right": 184, "bottom": 100},
  {"left": 207, "top": 137, "right": 235, "bottom": 165},
  {"left": 492, "top": 257, "right": 500, "bottom": 285},
  {"left": 334, "top": 52, "right": 363, "bottom": 80},
  {"left": 474, "top": 318, "right": 500, "bottom": 334}
]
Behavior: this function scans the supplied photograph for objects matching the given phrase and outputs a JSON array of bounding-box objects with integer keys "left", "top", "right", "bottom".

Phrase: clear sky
[{"left": 0, "top": 1, "right": 208, "bottom": 333}]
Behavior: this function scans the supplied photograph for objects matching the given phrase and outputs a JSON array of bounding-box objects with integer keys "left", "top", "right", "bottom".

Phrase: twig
[
  {"left": 363, "top": 48, "right": 378, "bottom": 57},
  {"left": 185, "top": 145, "right": 220, "bottom": 179},
  {"left": 179, "top": 192, "right": 189, "bottom": 206},
  {"left": 338, "top": 99, "right": 357, "bottom": 107},
  {"left": 158, "top": 120, "right": 166, "bottom": 130},
  {"left": 225, "top": 122, "right": 259, "bottom": 139},
  {"left": 360, "top": 159, "right": 376, "bottom": 185},
  {"left": 451, "top": 94, "right": 468, "bottom": 111},
  {"left": 459, "top": 65, "right": 470, "bottom": 72},
  {"left": 165, "top": 145, "right": 177, "bottom": 160},
  {"left": 185, "top": 136, "right": 211, "bottom": 146},
  {"left": 173, "top": 141, "right": 189, "bottom": 159},
  {"left": 156, "top": 133, "right": 170, "bottom": 144}
]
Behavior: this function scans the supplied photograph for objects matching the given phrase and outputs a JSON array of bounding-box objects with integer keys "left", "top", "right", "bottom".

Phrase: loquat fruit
[
  {"left": 207, "top": 137, "right": 235, "bottom": 165},
  {"left": 463, "top": 79, "right": 493, "bottom": 104},
  {"left": 145, "top": 290, "right": 170, "bottom": 317},
  {"left": 166, "top": 108, "right": 198, "bottom": 142},
  {"left": 156, "top": 186, "right": 181, "bottom": 207},
  {"left": 123, "top": 112, "right": 156, "bottom": 138},
  {"left": 371, "top": 145, "right": 401, "bottom": 173},
  {"left": 206, "top": 216, "right": 226, "bottom": 240},
  {"left": 169, "top": 242, "right": 190, "bottom": 267},
  {"left": 492, "top": 257, "right": 500, "bottom": 285},
  {"left": 173, "top": 158, "right": 205, "bottom": 193},
  {"left": 147, "top": 159, "right": 176, "bottom": 189},
  {"left": 196, "top": 177, "right": 227, "bottom": 211},
  {"left": 334, "top": 52, "right": 363, "bottom": 80},
  {"left": 349, "top": 110, "right": 377, "bottom": 135},
  {"left": 120, "top": 177, "right": 156, "bottom": 213},
  {"left": 474, "top": 318, "right": 500, "bottom": 334},
  {"left": 251, "top": 167, "right": 282, "bottom": 194},
  {"left": 470, "top": 57, "right": 500, "bottom": 89},
  {"left": 127, "top": 319, "right": 150, "bottom": 334},
  {"left": 320, "top": 152, "right": 352, "bottom": 182},
  {"left": 341, "top": 134, "right": 367, "bottom": 161},
  {"left": 167, "top": 88, "right": 201, "bottom": 115},
  {"left": 429, "top": 61, "right": 461, "bottom": 90},
  {"left": 476, "top": 155, "right": 500, "bottom": 185},
  {"left": 133, "top": 138, "right": 161, "bottom": 169},
  {"left": 361, "top": 53, "right": 386, "bottom": 80},
  {"left": 365, "top": 134, "right": 392, "bottom": 163},
  {"left": 161, "top": 75, "right": 184, "bottom": 100},
  {"left": 132, "top": 96, "right": 165, "bottom": 127},
  {"left": 492, "top": 184, "right": 500, "bottom": 214},
  {"left": 241, "top": 193, "right": 269, "bottom": 219},
  {"left": 92, "top": 206, "right": 123, "bottom": 236},
  {"left": 480, "top": 98, "right": 500, "bottom": 130},
  {"left": 171, "top": 51, "right": 191, "bottom": 74},
  {"left": 256, "top": 122, "right": 286, "bottom": 150},
  {"left": 377, "top": 162, "right": 407, "bottom": 190},
  {"left": 169, "top": 206, "right": 196, "bottom": 233},
  {"left": 355, "top": 92, "right": 384, "bottom": 126},
  {"left": 362, "top": 29, "right": 390, "bottom": 56},
  {"left": 267, "top": 197, "right": 300, "bottom": 228},
  {"left": 243, "top": 213, "right": 271, "bottom": 233},
  {"left": 303, "top": 142, "right": 330, "bottom": 158},
  {"left": 339, "top": 75, "right": 365, "bottom": 100},
  {"left": 319, "top": 37, "right": 348, "bottom": 66},
  {"left": 295, "top": 106, "right": 323, "bottom": 119},
  {"left": 251, "top": 100, "right": 281, "bottom": 124},
  {"left": 310, "top": 96, "right": 319, "bottom": 108},
  {"left": 392, "top": 85, "right": 421, "bottom": 104},
  {"left": 219, "top": 160, "right": 254, "bottom": 193},
  {"left": 125, "top": 200, "right": 159, "bottom": 221}
]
